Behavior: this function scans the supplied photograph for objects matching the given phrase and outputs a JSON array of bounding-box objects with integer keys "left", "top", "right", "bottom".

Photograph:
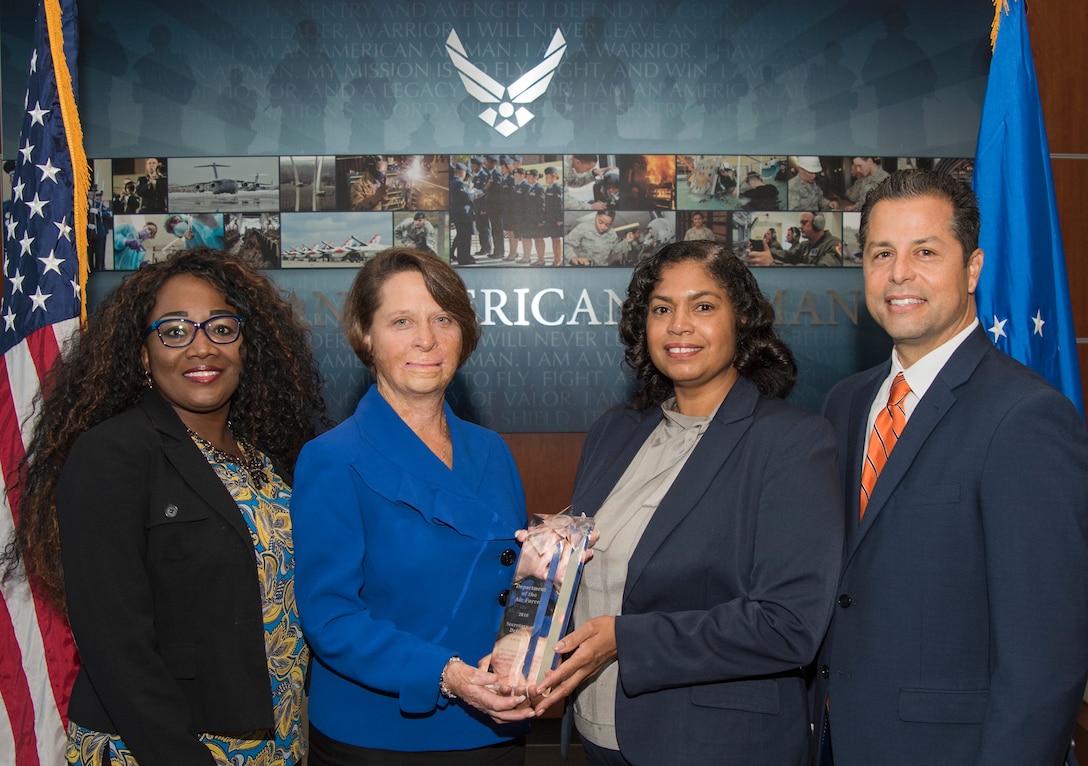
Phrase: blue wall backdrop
[
  {"left": 3, "top": 0, "right": 992, "bottom": 429},
  {"left": 90, "top": 265, "right": 890, "bottom": 426},
  {"left": 2, "top": 0, "right": 990, "bottom": 157}
]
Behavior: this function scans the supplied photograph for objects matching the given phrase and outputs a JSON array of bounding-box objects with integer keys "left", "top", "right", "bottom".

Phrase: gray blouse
[{"left": 572, "top": 398, "right": 717, "bottom": 750}]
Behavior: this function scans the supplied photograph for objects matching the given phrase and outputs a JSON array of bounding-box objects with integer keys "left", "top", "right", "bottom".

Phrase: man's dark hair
[{"left": 859, "top": 169, "right": 980, "bottom": 264}]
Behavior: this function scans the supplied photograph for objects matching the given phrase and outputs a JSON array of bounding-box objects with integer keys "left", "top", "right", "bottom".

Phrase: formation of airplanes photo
[{"left": 282, "top": 234, "right": 383, "bottom": 262}]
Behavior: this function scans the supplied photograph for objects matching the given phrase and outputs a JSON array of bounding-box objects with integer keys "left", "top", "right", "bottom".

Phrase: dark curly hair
[
  {"left": 858, "top": 169, "right": 980, "bottom": 264},
  {"left": 341, "top": 248, "right": 481, "bottom": 371},
  {"left": 3, "top": 247, "right": 329, "bottom": 609},
  {"left": 619, "top": 240, "right": 797, "bottom": 410}
]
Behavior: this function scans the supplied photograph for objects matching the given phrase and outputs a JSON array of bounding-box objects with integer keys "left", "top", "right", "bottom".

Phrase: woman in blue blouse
[{"left": 292, "top": 248, "right": 535, "bottom": 765}]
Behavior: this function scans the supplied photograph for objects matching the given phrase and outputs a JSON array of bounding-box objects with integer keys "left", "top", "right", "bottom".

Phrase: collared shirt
[
  {"left": 864, "top": 319, "right": 979, "bottom": 440},
  {"left": 572, "top": 398, "right": 718, "bottom": 750}
]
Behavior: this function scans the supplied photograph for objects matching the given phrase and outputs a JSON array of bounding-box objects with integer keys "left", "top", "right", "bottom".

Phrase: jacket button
[
  {"left": 838, "top": 594, "right": 852, "bottom": 608},
  {"left": 820, "top": 665, "right": 830, "bottom": 679},
  {"left": 497, "top": 589, "right": 510, "bottom": 606},
  {"left": 500, "top": 549, "right": 517, "bottom": 566},
  {"left": 164, "top": 504, "right": 178, "bottom": 518}
]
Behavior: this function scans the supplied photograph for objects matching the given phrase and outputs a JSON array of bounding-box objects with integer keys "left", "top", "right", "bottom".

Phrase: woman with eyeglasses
[{"left": 2, "top": 247, "right": 328, "bottom": 765}]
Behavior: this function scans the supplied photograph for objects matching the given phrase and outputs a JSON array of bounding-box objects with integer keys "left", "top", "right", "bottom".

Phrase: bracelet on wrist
[{"left": 439, "top": 656, "right": 464, "bottom": 699}]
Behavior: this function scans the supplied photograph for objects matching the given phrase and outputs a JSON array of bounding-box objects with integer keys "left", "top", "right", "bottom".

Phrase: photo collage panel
[{"left": 82, "top": 154, "right": 972, "bottom": 271}]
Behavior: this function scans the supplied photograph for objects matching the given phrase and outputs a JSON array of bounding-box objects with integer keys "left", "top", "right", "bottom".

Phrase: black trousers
[
  {"left": 309, "top": 724, "right": 525, "bottom": 766},
  {"left": 581, "top": 737, "right": 634, "bottom": 766}
]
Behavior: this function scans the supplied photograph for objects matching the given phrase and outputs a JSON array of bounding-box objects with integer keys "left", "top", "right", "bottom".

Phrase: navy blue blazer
[
  {"left": 570, "top": 376, "right": 843, "bottom": 766},
  {"left": 814, "top": 326, "right": 1088, "bottom": 765}
]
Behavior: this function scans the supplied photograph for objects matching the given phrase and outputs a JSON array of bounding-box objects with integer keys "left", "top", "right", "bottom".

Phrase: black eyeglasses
[{"left": 143, "top": 315, "right": 244, "bottom": 348}]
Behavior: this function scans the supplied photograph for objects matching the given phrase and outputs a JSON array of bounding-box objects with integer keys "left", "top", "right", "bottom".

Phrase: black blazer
[
  {"left": 569, "top": 377, "right": 844, "bottom": 766},
  {"left": 57, "top": 389, "right": 287, "bottom": 766}
]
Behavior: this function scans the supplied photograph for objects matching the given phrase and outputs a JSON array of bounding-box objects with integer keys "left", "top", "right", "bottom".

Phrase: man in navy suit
[{"left": 814, "top": 169, "right": 1088, "bottom": 765}]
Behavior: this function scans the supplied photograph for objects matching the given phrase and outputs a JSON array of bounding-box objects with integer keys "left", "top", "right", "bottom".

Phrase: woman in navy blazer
[
  {"left": 291, "top": 249, "right": 535, "bottom": 765},
  {"left": 530, "top": 241, "right": 843, "bottom": 765}
]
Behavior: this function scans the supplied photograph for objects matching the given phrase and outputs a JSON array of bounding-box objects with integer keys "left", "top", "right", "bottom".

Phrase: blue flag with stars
[{"left": 972, "top": 0, "right": 1084, "bottom": 417}]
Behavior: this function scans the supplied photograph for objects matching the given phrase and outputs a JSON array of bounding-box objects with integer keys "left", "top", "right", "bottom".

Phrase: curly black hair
[
  {"left": 3, "top": 247, "right": 329, "bottom": 608},
  {"left": 619, "top": 240, "right": 797, "bottom": 410}
]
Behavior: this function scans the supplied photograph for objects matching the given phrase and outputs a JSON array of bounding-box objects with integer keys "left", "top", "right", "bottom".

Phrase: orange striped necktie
[{"left": 859, "top": 372, "right": 911, "bottom": 521}]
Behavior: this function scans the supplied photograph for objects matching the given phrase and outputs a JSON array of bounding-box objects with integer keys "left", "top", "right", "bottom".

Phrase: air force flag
[{"left": 972, "top": 0, "right": 1084, "bottom": 417}]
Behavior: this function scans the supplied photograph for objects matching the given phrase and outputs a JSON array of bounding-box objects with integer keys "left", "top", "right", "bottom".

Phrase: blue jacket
[
  {"left": 291, "top": 385, "right": 529, "bottom": 750},
  {"left": 569, "top": 377, "right": 843, "bottom": 765},
  {"left": 814, "top": 327, "right": 1088, "bottom": 765}
]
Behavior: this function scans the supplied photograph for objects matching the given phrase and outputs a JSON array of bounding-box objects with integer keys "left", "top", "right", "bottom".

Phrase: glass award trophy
[{"left": 490, "top": 507, "right": 594, "bottom": 688}]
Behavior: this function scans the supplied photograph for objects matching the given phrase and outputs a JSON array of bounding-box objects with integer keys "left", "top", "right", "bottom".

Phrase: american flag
[{"left": 1, "top": 0, "right": 87, "bottom": 762}]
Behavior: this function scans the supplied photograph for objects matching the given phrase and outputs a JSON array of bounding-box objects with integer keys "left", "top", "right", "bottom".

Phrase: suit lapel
[
  {"left": 845, "top": 328, "right": 991, "bottom": 563},
  {"left": 141, "top": 390, "right": 252, "bottom": 544},
  {"left": 573, "top": 407, "right": 658, "bottom": 519},
  {"left": 623, "top": 379, "right": 758, "bottom": 600}
]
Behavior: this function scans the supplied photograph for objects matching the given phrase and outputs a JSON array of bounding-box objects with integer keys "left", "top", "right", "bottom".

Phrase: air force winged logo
[{"left": 446, "top": 28, "right": 566, "bottom": 137}]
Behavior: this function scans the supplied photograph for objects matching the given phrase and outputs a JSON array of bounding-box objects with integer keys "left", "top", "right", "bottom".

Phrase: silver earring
[{"left": 144, "top": 369, "right": 153, "bottom": 388}]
